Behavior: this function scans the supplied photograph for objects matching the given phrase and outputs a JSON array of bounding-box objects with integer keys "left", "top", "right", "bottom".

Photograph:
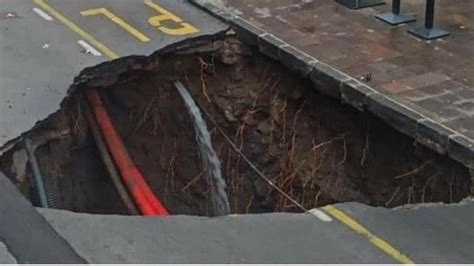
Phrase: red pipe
[{"left": 86, "top": 89, "right": 169, "bottom": 216}]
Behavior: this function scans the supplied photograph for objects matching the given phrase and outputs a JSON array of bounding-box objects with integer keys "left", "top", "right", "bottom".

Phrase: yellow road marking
[
  {"left": 81, "top": 8, "right": 150, "bottom": 43},
  {"left": 33, "top": 0, "right": 119, "bottom": 59},
  {"left": 323, "top": 205, "right": 414, "bottom": 264},
  {"left": 144, "top": 0, "right": 183, "bottom": 23},
  {"left": 156, "top": 22, "right": 199, "bottom": 36},
  {"left": 144, "top": 0, "right": 199, "bottom": 36}
]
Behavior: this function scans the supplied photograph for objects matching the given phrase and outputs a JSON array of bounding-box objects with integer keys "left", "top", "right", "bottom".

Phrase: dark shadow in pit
[{"left": 0, "top": 38, "right": 471, "bottom": 216}]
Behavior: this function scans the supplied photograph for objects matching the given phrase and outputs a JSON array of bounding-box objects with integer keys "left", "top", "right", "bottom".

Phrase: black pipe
[
  {"left": 23, "top": 137, "right": 48, "bottom": 208},
  {"left": 85, "top": 102, "right": 139, "bottom": 215}
]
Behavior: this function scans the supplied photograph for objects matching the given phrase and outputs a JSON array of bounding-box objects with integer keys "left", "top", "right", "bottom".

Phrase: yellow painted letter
[{"left": 144, "top": 0, "right": 199, "bottom": 36}]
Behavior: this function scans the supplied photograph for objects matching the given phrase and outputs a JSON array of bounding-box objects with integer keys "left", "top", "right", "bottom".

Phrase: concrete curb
[{"left": 190, "top": 0, "right": 474, "bottom": 174}]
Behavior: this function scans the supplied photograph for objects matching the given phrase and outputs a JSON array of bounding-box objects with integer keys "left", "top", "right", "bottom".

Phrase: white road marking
[
  {"left": 33, "top": 7, "right": 53, "bottom": 21},
  {"left": 309, "top": 208, "right": 333, "bottom": 222},
  {"left": 77, "top": 40, "right": 102, "bottom": 57}
]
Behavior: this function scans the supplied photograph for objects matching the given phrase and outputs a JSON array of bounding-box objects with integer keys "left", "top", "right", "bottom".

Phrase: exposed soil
[{"left": 0, "top": 38, "right": 471, "bottom": 216}]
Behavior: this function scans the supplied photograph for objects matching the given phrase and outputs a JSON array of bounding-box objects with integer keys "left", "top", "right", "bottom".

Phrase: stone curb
[{"left": 190, "top": 0, "right": 474, "bottom": 171}]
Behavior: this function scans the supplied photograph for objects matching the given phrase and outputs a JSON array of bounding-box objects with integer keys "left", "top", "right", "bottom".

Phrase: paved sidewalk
[{"left": 194, "top": 0, "right": 474, "bottom": 169}]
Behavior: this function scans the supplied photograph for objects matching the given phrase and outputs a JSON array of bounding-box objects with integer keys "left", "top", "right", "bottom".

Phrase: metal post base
[
  {"left": 375, "top": 12, "right": 416, "bottom": 25},
  {"left": 408, "top": 27, "right": 450, "bottom": 40},
  {"left": 336, "top": 0, "right": 385, "bottom": 9}
]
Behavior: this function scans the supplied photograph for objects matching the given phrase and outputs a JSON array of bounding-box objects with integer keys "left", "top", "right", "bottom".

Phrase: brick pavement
[{"left": 193, "top": 0, "right": 474, "bottom": 170}]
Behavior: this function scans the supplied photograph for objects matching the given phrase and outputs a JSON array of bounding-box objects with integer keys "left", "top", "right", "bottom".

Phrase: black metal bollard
[
  {"left": 408, "top": 0, "right": 449, "bottom": 40},
  {"left": 375, "top": 0, "right": 416, "bottom": 25},
  {"left": 425, "top": 0, "right": 435, "bottom": 29},
  {"left": 393, "top": 0, "right": 401, "bottom": 14}
]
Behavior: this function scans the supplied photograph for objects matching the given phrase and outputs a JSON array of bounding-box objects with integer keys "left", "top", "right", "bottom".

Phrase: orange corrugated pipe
[{"left": 86, "top": 89, "right": 169, "bottom": 216}]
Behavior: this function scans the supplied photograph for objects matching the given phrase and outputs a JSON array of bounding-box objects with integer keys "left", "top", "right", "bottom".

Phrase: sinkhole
[{"left": 0, "top": 37, "right": 471, "bottom": 216}]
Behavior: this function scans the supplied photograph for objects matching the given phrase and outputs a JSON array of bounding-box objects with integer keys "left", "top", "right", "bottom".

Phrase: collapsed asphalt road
[{"left": 1, "top": 0, "right": 474, "bottom": 264}]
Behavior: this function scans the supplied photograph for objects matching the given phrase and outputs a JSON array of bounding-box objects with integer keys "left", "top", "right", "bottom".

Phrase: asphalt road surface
[{"left": 34, "top": 200, "right": 474, "bottom": 264}]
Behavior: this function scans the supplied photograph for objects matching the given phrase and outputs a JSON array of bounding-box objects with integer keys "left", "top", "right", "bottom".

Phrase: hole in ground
[{"left": 0, "top": 38, "right": 471, "bottom": 216}]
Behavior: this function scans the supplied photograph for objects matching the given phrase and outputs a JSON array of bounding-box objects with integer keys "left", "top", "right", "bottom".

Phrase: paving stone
[
  {"left": 457, "top": 88, "right": 474, "bottom": 100},
  {"left": 293, "top": 35, "right": 323, "bottom": 48},
  {"left": 399, "top": 89, "right": 432, "bottom": 102},
  {"left": 306, "top": 43, "right": 348, "bottom": 62},
  {"left": 359, "top": 41, "right": 401, "bottom": 62},
  {"left": 381, "top": 81, "right": 414, "bottom": 94},
  {"left": 403, "top": 64, "right": 431, "bottom": 75},
  {"left": 455, "top": 101, "right": 474, "bottom": 114},
  {"left": 399, "top": 72, "right": 451, "bottom": 90},
  {"left": 430, "top": 93, "right": 463, "bottom": 105},
  {"left": 417, "top": 96, "right": 466, "bottom": 122},
  {"left": 418, "top": 80, "right": 467, "bottom": 97},
  {"left": 331, "top": 54, "right": 370, "bottom": 71},
  {"left": 279, "top": 29, "right": 309, "bottom": 43}
]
